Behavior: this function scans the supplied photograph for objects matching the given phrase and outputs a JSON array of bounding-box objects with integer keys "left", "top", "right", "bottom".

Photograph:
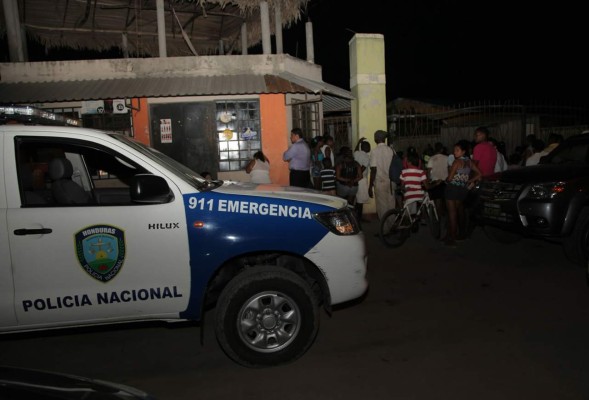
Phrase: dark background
[
  {"left": 282, "top": 0, "right": 588, "bottom": 105},
  {"left": 3, "top": 0, "right": 587, "bottom": 105}
]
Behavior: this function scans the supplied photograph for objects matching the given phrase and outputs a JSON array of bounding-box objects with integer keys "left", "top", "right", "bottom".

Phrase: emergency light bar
[{"left": 0, "top": 105, "right": 81, "bottom": 126}]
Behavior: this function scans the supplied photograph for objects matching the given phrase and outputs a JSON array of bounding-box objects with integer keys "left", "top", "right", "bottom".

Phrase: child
[
  {"left": 400, "top": 152, "right": 427, "bottom": 216},
  {"left": 320, "top": 157, "right": 336, "bottom": 195}
]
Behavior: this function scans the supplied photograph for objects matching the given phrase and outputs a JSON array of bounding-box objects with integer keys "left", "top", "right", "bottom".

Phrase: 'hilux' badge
[{"left": 75, "top": 225, "right": 126, "bottom": 282}]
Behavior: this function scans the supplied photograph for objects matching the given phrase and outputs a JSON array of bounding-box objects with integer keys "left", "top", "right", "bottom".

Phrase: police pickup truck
[{"left": 0, "top": 111, "right": 368, "bottom": 367}]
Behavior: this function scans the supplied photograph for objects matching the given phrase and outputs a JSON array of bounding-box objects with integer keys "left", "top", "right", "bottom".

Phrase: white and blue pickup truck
[{"left": 0, "top": 119, "right": 368, "bottom": 367}]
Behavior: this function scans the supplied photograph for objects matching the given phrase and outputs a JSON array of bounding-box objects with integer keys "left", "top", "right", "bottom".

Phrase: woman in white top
[{"left": 245, "top": 150, "right": 271, "bottom": 184}]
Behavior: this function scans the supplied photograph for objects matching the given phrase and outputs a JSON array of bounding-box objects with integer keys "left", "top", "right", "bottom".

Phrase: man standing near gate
[
  {"left": 368, "top": 129, "right": 396, "bottom": 220},
  {"left": 283, "top": 127, "right": 311, "bottom": 188}
]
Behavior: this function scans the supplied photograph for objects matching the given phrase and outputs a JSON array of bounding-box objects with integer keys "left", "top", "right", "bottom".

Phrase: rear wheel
[
  {"left": 379, "top": 208, "right": 410, "bottom": 248},
  {"left": 426, "top": 203, "right": 441, "bottom": 239},
  {"left": 215, "top": 266, "right": 320, "bottom": 368}
]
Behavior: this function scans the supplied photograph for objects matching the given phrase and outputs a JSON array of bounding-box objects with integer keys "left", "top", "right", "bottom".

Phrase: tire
[
  {"left": 482, "top": 225, "right": 522, "bottom": 244},
  {"left": 563, "top": 208, "right": 589, "bottom": 267},
  {"left": 379, "top": 208, "right": 410, "bottom": 248},
  {"left": 215, "top": 266, "right": 320, "bottom": 368},
  {"left": 426, "top": 203, "right": 441, "bottom": 239}
]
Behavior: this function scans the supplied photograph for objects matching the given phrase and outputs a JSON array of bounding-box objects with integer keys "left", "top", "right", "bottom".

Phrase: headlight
[
  {"left": 314, "top": 207, "right": 360, "bottom": 235},
  {"left": 525, "top": 182, "right": 566, "bottom": 199}
]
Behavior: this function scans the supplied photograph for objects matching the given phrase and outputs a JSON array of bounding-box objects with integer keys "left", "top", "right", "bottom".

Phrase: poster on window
[{"left": 160, "top": 119, "right": 173, "bottom": 143}]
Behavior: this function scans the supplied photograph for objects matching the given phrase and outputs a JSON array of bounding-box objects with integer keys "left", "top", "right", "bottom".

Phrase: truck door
[{"left": 5, "top": 134, "right": 191, "bottom": 330}]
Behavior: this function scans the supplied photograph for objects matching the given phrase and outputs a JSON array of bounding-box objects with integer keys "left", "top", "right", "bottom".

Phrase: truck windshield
[{"left": 108, "top": 133, "right": 221, "bottom": 190}]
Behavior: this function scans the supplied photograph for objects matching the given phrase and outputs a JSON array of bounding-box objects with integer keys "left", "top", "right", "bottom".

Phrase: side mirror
[{"left": 130, "top": 174, "right": 174, "bottom": 204}]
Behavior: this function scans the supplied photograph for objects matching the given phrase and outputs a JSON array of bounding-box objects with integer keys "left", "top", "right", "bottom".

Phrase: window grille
[{"left": 216, "top": 100, "right": 261, "bottom": 172}]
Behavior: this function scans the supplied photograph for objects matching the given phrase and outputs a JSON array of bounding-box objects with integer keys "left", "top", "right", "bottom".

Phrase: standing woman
[
  {"left": 443, "top": 140, "right": 481, "bottom": 247},
  {"left": 245, "top": 150, "right": 272, "bottom": 184}
]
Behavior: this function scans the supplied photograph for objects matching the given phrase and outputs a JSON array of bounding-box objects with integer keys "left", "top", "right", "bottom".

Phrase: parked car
[
  {"left": 0, "top": 365, "right": 156, "bottom": 399},
  {"left": 0, "top": 107, "right": 368, "bottom": 368},
  {"left": 475, "top": 131, "right": 589, "bottom": 266}
]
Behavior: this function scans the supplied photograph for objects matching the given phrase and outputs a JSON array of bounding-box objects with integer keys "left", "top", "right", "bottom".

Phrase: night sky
[{"left": 282, "top": 0, "right": 588, "bottom": 105}]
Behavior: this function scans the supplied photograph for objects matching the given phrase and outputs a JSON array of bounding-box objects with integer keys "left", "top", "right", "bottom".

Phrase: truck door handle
[{"left": 14, "top": 228, "right": 53, "bottom": 236}]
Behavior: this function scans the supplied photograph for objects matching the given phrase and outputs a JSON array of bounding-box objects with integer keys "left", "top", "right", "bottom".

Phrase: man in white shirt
[
  {"left": 353, "top": 138, "right": 371, "bottom": 221},
  {"left": 426, "top": 142, "right": 448, "bottom": 219},
  {"left": 368, "top": 130, "right": 395, "bottom": 220}
]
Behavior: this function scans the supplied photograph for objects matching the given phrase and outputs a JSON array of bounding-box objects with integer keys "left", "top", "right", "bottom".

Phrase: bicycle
[{"left": 379, "top": 190, "right": 441, "bottom": 248}]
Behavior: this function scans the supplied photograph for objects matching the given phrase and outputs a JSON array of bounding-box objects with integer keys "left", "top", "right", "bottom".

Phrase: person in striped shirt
[
  {"left": 320, "top": 157, "right": 337, "bottom": 196},
  {"left": 400, "top": 152, "right": 428, "bottom": 216}
]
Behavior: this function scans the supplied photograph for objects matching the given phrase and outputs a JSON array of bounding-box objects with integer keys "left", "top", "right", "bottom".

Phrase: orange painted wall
[
  {"left": 130, "top": 95, "right": 290, "bottom": 185},
  {"left": 260, "top": 94, "right": 289, "bottom": 186},
  {"left": 131, "top": 98, "right": 150, "bottom": 145}
]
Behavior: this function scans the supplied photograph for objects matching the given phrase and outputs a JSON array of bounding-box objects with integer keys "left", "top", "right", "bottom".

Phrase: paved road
[{"left": 2, "top": 221, "right": 589, "bottom": 400}]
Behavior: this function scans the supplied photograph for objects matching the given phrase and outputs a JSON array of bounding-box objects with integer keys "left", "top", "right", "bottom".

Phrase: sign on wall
[
  {"left": 112, "top": 99, "right": 128, "bottom": 114},
  {"left": 160, "top": 118, "right": 173, "bottom": 143},
  {"left": 81, "top": 100, "right": 105, "bottom": 115}
]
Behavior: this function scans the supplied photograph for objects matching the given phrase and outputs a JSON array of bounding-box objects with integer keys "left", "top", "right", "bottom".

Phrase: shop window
[
  {"left": 216, "top": 100, "right": 261, "bottom": 171},
  {"left": 292, "top": 101, "right": 320, "bottom": 139}
]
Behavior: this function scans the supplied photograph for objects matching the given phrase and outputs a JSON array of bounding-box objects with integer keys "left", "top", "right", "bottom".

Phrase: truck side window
[{"left": 16, "top": 139, "right": 149, "bottom": 207}]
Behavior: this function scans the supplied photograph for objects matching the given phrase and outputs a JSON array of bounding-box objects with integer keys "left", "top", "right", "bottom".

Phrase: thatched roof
[{"left": 0, "top": 0, "right": 309, "bottom": 57}]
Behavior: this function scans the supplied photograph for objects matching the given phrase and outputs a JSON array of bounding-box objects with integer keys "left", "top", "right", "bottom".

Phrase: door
[
  {"left": 150, "top": 102, "right": 218, "bottom": 177},
  {"left": 5, "top": 134, "right": 191, "bottom": 330}
]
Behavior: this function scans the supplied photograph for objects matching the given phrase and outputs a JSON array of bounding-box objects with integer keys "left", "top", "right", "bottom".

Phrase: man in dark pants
[{"left": 283, "top": 127, "right": 311, "bottom": 188}]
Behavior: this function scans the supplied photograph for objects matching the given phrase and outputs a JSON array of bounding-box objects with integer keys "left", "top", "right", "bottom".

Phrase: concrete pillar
[
  {"left": 2, "top": 0, "right": 25, "bottom": 62},
  {"left": 274, "top": 4, "right": 283, "bottom": 54},
  {"left": 156, "top": 0, "right": 167, "bottom": 57},
  {"left": 260, "top": 1, "right": 271, "bottom": 54},
  {"left": 349, "top": 33, "right": 387, "bottom": 216},
  {"left": 241, "top": 23, "right": 248, "bottom": 55},
  {"left": 121, "top": 33, "right": 129, "bottom": 58},
  {"left": 305, "top": 21, "right": 314, "bottom": 63}
]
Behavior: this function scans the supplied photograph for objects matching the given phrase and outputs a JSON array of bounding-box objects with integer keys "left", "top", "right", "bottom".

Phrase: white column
[
  {"left": 274, "top": 3, "right": 283, "bottom": 54},
  {"left": 241, "top": 23, "right": 248, "bottom": 55},
  {"left": 305, "top": 21, "right": 314, "bottom": 63},
  {"left": 2, "top": 0, "right": 25, "bottom": 62},
  {"left": 156, "top": 0, "right": 167, "bottom": 57},
  {"left": 121, "top": 33, "right": 129, "bottom": 58},
  {"left": 260, "top": 1, "right": 271, "bottom": 54}
]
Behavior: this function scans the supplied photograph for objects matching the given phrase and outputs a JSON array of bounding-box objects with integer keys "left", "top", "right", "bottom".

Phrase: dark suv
[{"left": 475, "top": 132, "right": 589, "bottom": 266}]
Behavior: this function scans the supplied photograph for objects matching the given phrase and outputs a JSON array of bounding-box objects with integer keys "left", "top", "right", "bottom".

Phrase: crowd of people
[{"left": 247, "top": 126, "right": 563, "bottom": 245}]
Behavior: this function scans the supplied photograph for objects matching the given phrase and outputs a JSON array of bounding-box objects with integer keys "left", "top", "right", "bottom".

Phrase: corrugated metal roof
[
  {"left": 0, "top": 73, "right": 353, "bottom": 104},
  {"left": 278, "top": 71, "right": 354, "bottom": 100},
  {"left": 323, "top": 95, "right": 351, "bottom": 113}
]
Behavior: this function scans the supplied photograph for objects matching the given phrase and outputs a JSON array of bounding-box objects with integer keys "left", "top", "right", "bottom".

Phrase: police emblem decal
[{"left": 75, "top": 225, "right": 126, "bottom": 282}]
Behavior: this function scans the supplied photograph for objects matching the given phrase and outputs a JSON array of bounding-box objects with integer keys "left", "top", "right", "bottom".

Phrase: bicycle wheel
[
  {"left": 426, "top": 202, "right": 441, "bottom": 239},
  {"left": 379, "top": 208, "right": 411, "bottom": 248}
]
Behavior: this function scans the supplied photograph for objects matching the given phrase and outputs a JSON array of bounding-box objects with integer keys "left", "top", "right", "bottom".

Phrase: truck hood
[
  {"left": 212, "top": 180, "right": 348, "bottom": 209},
  {"left": 497, "top": 164, "right": 589, "bottom": 184}
]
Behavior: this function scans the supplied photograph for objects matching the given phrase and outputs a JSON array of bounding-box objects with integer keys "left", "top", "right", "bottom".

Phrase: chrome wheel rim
[{"left": 237, "top": 291, "right": 301, "bottom": 353}]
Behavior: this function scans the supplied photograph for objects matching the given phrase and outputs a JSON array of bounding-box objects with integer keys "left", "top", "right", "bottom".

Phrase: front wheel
[
  {"left": 379, "top": 208, "right": 410, "bottom": 248},
  {"left": 215, "top": 266, "right": 320, "bottom": 368},
  {"left": 426, "top": 203, "right": 441, "bottom": 239}
]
